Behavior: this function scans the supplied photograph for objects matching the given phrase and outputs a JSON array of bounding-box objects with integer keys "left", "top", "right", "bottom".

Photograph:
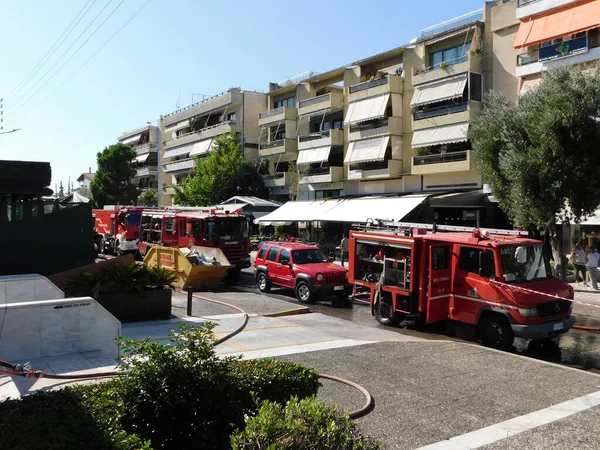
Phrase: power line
[
  {"left": 5, "top": 0, "right": 97, "bottom": 100},
  {"left": 7, "top": 0, "right": 124, "bottom": 114},
  {"left": 30, "top": 0, "right": 154, "bottom": 112}
]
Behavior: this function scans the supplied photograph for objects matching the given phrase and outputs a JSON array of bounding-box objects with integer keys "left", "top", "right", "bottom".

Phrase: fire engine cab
[
  {"left": 138, "top": 207, "right": 251, "bottom": 272},
  {"left": 93, "top": 206, "right": 144, "bottom": 255},
  {"left": 349, "top": 221, "right": 575, "bottom": 348}
]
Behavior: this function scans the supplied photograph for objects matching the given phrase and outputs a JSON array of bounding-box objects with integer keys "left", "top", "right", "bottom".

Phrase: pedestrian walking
[
  {"left": 585, "top": 246, "right": 600, "bottom": 290},
  {"left": 340, "top": 234, "right": 349, "bottom": 267},
  {"left": 571, "top": 242, "right": 588, "bottom": 287}
]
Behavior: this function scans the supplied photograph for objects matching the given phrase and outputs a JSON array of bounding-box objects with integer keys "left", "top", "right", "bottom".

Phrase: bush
[{"left": 231, "top": 396, "right": 381, "bottom": 450}]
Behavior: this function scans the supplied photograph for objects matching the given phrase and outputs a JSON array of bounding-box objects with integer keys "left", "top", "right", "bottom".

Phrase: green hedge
[{"left": 0, "top": 323, "right": 321, "bottom": 450}]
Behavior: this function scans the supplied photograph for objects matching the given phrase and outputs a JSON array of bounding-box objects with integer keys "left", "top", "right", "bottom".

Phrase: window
[
  {"left": 315, "top": 189, "right": 341, "bottom": 200},
  {"left": 460, "top": 247, "right": 482, "bottom": 274},
  {"left": 164, "top": 218, "right": 174, "bottom": 233},
  {"left": 227, "top": 112, "right": 236, "bottom": 121},
  {"left": 291, "top": 249, "right": 328, "bottom": 264},
  {"left": 257, "top": 246, "right": 268, "bottom": 260},
  {"left": 429, "top": 42, "right": 471, "bottom": 69},
  {"left": 469, "top": 72, "right": 482, "bottom": 102},
  {"left": 274, "top": 96, "right": 296, "bottom": 108},
  {"left": 279, "top": 249, "right": 290, "bottom": 264},
  {"left": 432, "top": 246, "right": 450, "bottom": 270},
  {"left": 333, "top": 119, "right": 343, "bottom": 130},
  {"left": 267, "top": 247, "right": 279, "bottom": 262}
]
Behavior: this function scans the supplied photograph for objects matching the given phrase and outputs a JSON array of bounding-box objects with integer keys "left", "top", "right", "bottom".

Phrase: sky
[{"left": 0, "top": 0, "right": 483, "bottom": 190}]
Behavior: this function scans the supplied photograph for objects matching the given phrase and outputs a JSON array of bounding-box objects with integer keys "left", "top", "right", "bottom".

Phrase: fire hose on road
[{"left": 0, "top": 290, "right": 374, "bottom": 420}]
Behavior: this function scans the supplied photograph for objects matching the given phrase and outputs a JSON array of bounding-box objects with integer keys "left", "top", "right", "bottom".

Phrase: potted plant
[{"left": 66, "top": 262, "right": 178, "bottom": 322}]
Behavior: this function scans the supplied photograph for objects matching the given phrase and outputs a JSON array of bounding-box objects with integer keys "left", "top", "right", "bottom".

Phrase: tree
[
  {"left": 287, "top": 160, "right": 310, "bottom": 201},
  {"left": 75, "top": 185, "right": 92, "bottom": 199},
  {"left": 469, "top": 66, "right": 600, "bottom": 278},
  {"left": 173, "top": 133, "right": 268, "bottom": 206},
  {"left": 58, "top": 181, "right": 65, "bottom": 198},
  {"left": 90, "top": 143, "right": 138, "bottom": 208},
  {"left": 138, "top": 188, "right": 157, "bottom": 205}
]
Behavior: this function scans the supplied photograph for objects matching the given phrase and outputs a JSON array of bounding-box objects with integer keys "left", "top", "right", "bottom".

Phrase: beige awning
[
  {"left": 344, "top": 136, "right": 390, "bottom": 164},
  {"left": 412, "top": 123, "right": 469, "bottom": 148},
  {"left": 520, "top": 77, "right": 542, "bottom": 96},
  {"left": 344, "top": 94, "right": 390, "bottom": 125},
  {"left": 165, "top": 120, "right": 190, "bottom": 133},
  {"left": 121, "top": 134, "right": 142, "bottom": 145},
  {"left": 163, "top": 143, "right": 193, "bottom": 160},
  {"left": 189, "top": 139, "right": 213, "bottom": 157},
  {"left": 135, "top": 154, "right": 150, "bottom": 163},
  {"left": 411, "top": 73, "right": 468, "bottom": 107},
  {"left": 297, "top": 146, "right": 331, "bottom": 165}
]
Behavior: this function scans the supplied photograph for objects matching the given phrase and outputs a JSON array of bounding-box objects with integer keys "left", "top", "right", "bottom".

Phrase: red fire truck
[
  {"left": 349, "top": 221, "right": 575, "bottom": 348},
  {"left": 93, "top": 206, "right": 145, "bottom": 255},
  {"left": 138, "top": 207, "right": 251, "bottom": 272}
]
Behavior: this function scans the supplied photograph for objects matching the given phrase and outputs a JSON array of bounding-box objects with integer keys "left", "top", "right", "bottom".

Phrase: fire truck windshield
[
  {"left": 126, "top": 212, "right": 142, "bottom": 227},
  {"left": 499, "top": 244, "right": 552, "bottom": 283},
  {"left": 205, "top": 217, "right": 248, "bottom": 243}
]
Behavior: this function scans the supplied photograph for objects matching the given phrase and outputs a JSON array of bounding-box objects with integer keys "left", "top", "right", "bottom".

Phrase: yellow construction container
[{"left": 144, "top": 246, "right": 231, "bottom": 290}]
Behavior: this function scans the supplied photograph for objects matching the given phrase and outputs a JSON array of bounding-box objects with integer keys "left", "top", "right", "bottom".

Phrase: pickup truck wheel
[
  {"left": 479, "top": 315, "right": 514, "bottom": 349},
  {"left": 295, "top": 281, "right": 313, "bottom": 304},
  {"left": 374, "top": 293, "right": 400, "bottom": 326},
  {"left": 257, "top": 272, "right": 271, "bottom": 293}
]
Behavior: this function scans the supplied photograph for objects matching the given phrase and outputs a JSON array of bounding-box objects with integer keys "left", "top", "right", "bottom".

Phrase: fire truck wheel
[
  {"left": 257, "top": 272, "right": 271, "bottom": 293},
  {"left": 295, "top": 281, "right": 313, "bottom": 304},
  {"left": 478, "top": 315, "right": 514, "bottom": 349},
  {"left": 374, "top": 293, "right": 400, "bottom": 327}
]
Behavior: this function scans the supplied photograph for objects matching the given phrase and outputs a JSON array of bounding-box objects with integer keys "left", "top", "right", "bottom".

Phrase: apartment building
[
  {"left": 258, "top": 9, "right": 491, "bottom": 225},
  {"left": 159, "top": 88, "right": 267, "bottom": 205},
  {"left": 117, "top": 124, "right": 160, "bottom": 198},
  {"left": 509, "top": 0, "right": 600, "bottom": 95}
]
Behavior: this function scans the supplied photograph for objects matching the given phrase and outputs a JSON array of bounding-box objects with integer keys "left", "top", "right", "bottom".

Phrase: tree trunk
[{"left": 549, "top": 224, "right": 566, "bottom": 280}]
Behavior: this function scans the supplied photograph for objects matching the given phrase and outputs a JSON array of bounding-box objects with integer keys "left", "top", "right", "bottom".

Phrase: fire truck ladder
[{"left": 354, "top": 220, "right": 529, "bottom": 237}]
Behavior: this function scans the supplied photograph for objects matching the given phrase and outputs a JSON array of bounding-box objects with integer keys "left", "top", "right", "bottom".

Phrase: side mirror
[
  {"left": 281, "top": 260, "right": 289, "bottom": 266},
  {"left": 328, "top": 257, "right": 334, "bottom": 262}
]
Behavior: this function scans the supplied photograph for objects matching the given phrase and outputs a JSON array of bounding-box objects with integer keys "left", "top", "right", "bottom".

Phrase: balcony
[
  {"left": 163, "top": 121, "right": 241, "bottom": 149},
  {"left": 298, "top": 129, "right": 344, "bottom": 150},
  {"left": 348, "top": 75, "right": 403, "bottom": 102},
  {"left": 413, "top": 53, "right": 482, "bottom": 85},
  {"left": 348, "top": 117, "right": 403, "bottom": 141},
  {"left": 298, "top": 92, "right": 344, "bottom": 116},
  {"left": 347, "top": 160, "right": 403, "bottom": 180},
  {"left": 162, "top": 89, "right": 243, "bottom": 128},
  {"left": 299, "top": 166, "right": 344, "bottom": 185},
  {"left": 517, "top": 0, "right": 581, "bottom": 20},
  {"left": 412, "top": 102, "right": 480, "bottom": 131},
  {"left": 163, "top": 158, "right": 196, "bottom": 174},
  {"left": 419, "top": 9, "right": 483, "bottom": 40},
  {"left": 135, "top": 166, "right": 158, "bottom": 178},
  {"left": 411, "top": 150, "right": 474, "bottom": 175},
  {"left": 516, "top": 35, "right": 597, "bottom": 77},
  {"left": 258, "top": 138, "right": 298, "bottom": 157},
  {"left": 135, "top": 143, "right": 158, "bottom": 155},
  {"left": 263, "top": 172, "right": 291, "bottom": 188},
  {"left": 258, "top": 106, "right": 297, "bottom": 126}
]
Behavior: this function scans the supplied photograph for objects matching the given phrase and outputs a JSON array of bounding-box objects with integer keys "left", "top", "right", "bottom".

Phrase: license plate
[
  {"left": 553, "top": 323, "right": 564, "bottom": 331},
  {"left": 334, "top": 285, "right": 344, "bottom": 291}
]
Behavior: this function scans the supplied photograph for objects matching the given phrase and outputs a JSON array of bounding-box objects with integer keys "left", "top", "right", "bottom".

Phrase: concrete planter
[{"left": 97, "top": 289, "right": 172, "bottom": 323}]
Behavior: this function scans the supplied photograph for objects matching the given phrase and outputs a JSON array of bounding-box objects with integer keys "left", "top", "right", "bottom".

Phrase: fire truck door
[
  {"left": 426, "top": 244, "right": 452, "bottom": 324},
  {"left": 162, "top": 217, "right": 178, "bottom": 247}
]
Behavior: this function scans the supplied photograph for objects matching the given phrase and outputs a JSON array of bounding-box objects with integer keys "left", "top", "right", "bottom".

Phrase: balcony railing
[
  {"left": 414, "top": 151, "right": 468, "bottom": 166},
  {"left": 304, "top": 165, "right": 333, "bottom": 176},
  {"left": 517, "top": 36, "right": 589, "bottom": 66},
  {"left": 517, "top": 0, "right": 539, "bottom": 7},
  {"left": 349, "top": 77, "right": 388, "bottom": 94},
  {"left": 259, "top": 139, "right": 285, "bottom": 150},
  {"left": 415, "top": 54, "right": 469, "bottom": 75},
  {"left": 299, "top": 94, "right": 330, "bottom": 108},
  {"left": 349, "top": 118, "right": 388, "bottom": 133},
  {"left": 413, "top": 102, "right": 468, "bottom": 121},
  {"left": 163, "top": 88, "right": 240, "bottom": 118},
  {"left": 298, "top": 130, "right": 332, "bottom": 143},
  {"left": 419, "top": 9, "right": 483, "bottom": 40},
  {"left": 259, "top": 107, "right": 284, "bottom": 119},
  {"left": 263, "top": 172, "right": 285, "bottom": 180}
]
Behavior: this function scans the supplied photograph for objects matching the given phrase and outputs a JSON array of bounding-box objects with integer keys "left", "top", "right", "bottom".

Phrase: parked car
[{"left": 254, "top": 241, "right": 350, "bottom": 303}]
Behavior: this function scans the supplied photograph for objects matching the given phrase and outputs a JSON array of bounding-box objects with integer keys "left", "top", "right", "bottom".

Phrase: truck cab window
[
  {"left": 432, "top": 246, "right": 450, "bottom": 270},
  {"left": 459, "top": 247, "right": 494, "bottom": 275}
]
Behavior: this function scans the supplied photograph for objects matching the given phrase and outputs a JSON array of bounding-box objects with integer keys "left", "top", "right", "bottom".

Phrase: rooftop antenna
[{"left": 176, "top": 90, "right": 181, "bottom": 109}]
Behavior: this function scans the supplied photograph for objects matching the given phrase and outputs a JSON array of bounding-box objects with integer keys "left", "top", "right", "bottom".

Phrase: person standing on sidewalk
[
  {"left": 340, "top": 234, "right": 349, "bottom": 267},
  {"left": 585, "top": 246, "right": 600, "bottom": 290},
  {"left": 571, "top": 242, "right": 588, "bottom": 287}
]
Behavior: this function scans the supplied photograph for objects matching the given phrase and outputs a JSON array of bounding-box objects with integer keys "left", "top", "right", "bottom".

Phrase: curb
[{"left": 263, "top": 307, "right": 311, "bottom": 318}]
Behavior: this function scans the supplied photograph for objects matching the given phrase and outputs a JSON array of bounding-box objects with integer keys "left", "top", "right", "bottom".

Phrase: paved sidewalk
[{"left": 571, "top": 283, "right": 600, "bottom": 324}]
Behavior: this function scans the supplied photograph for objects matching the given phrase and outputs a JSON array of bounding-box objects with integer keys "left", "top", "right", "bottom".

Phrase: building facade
[
  {"left": 117, "top": 124, "right": 160, "bottom": 199},
  {"left": 159, "top": 88, "right": 267, "bottom": 205}
]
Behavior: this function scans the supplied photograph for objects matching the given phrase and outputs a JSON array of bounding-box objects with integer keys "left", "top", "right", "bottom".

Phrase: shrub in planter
[
  {"left": 66, "top": 262, "right": 177, "bottom": 322},
  {"left": 230, "top": 396, "right": 381, "bottom": 450},
  {"left": 112, "top": 323, "right": 321, "bottom": 449}
]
